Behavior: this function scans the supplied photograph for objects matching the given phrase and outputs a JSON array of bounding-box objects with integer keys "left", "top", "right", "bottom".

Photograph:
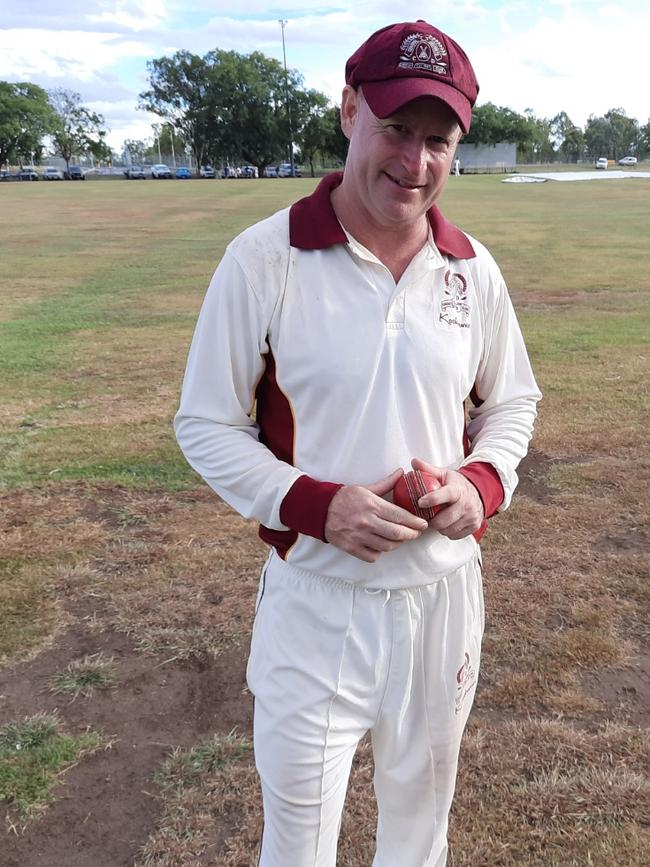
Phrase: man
[{"left": 175, "top": 19, "right": 541, "bottom": 867}]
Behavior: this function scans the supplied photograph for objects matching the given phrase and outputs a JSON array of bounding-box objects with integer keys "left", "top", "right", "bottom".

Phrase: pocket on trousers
[{"left": 246, "top": 563, "right": 269, "bottom": 695}]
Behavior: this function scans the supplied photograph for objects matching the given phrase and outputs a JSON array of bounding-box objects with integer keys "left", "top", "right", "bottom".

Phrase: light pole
[{"left": 278, "top": 19, "right": 295, "bottom": 176}]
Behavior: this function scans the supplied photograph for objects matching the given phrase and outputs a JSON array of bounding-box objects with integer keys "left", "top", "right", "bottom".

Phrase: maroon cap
[{"left": 345, "top": 20, "right": 479, "bottom": 133}]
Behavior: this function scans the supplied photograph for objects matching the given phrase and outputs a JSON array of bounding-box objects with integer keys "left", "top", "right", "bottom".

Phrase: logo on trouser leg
[{"left": 454, "top": 652, "right": 477, "bottom": 715}]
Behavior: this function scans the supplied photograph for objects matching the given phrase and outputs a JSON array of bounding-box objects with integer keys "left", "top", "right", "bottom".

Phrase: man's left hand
[{"left": 411, "top": 457, "right": 484, "bottom": 540}]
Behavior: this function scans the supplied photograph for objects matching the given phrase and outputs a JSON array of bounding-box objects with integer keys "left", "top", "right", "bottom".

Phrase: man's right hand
[{"left": 324, "top": 469, "right": 428, "bottom": 563}]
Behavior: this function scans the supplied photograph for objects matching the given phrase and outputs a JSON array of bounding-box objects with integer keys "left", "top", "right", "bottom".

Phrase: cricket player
[{"left": 175, "top": 19, "right": 541, "bottom": 866}]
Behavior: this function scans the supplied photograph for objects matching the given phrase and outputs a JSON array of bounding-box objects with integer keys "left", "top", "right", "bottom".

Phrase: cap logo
[{"left": 399, "top": 32, "right": 448, "bottom": 76}]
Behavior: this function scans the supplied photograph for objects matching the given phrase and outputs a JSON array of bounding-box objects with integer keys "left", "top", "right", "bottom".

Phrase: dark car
[
  {"left": 64, "top": 166, "right": 86, "bottom": 180},
  {"left": 124, "top": 165, "right": 146, "bottom": 179},
  {"left": 175, "top": 166, "right": 192, "bottom": 179},
  {"left": 18, "top": 166, "right": 39, "bottom": 181},
  {"left": 0, "top": 169, "right": 14, "bottom": 182}
]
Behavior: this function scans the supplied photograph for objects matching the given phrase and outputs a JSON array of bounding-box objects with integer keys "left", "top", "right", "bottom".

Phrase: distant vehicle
[
  {"left": 595, "top": 157, "right": 608, "bottom": 170},
  {"left": 151, "top": 163, "right": 172, "bottom": 179},
  {"left": 263, "top": 165, "right": 278, "bottom": 178},
  {"left": 124, "top": 165, "right": 146, "bottom": 179},
  {"left": 175, "top": 166, "right": 191, "bottom": 179},
  {"left": 618, "top": 155, "right": 637, "bottom": 166},
  {"left": 0, "top": 169, "right": 14, "bottom": 182},
  {"left": 199, "top": 165, "right": 216, "bottom": 178},
  {"left": 64, "top": 165, "right": 86, "bottom": 180},
  {"left": 278, "top": 163, "right": 301, "bottom": 178},
  {"left": 221, "top": 165, "right": 240, "bottom": 178},
  {"left": 18, "top": 166, "right": 39, "bottom": 181},
  {"left": 240, "top": 165, "right": 258, "bottom": 178},
  {"left": 43, "top": 166, "right": 64, "bottom": 180}
]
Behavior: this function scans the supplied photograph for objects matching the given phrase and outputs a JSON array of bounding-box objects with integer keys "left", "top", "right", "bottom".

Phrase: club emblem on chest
[{"left": 440, "top": 270, "right": 471, "bottom": 328}]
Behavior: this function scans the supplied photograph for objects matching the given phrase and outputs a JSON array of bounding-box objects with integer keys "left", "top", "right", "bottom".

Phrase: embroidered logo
[
  {"left": 399, "top": 33, "right": 448, "bottom": 75},
  {"left": 454, "top": 651, "right": 477, "bottom": 715},
  {"left": 440, "top": 271, "right": 471, "bottom": 329}
]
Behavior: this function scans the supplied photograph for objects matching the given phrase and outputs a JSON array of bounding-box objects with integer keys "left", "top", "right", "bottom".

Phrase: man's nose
[{"left": 400, "top": 138, "right": 427, "bottom": 176}]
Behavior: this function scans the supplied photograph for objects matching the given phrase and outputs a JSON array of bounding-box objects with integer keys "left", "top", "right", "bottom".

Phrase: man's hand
[
  {"left": 411, "top": 457, "right": 484, "bottom": 540},
  {"left": 324, "top": 469, "right": 428, "bottom": 563}
]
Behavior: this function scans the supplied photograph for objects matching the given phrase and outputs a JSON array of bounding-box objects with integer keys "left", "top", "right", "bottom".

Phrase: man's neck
[{"left": 330, "top": 185, "right": 430, "bottom": 283}]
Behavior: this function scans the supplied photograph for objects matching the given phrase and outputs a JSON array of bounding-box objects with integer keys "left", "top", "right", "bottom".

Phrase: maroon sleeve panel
[
  {"left": 279, "top": 475, "right": 344, "bottom": 542},
  {"left": 458, "top": 461, "right": 504, "bottom": 519}
]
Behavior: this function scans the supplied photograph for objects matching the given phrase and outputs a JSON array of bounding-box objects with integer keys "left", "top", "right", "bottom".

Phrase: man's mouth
[{"left": 384, "top": 172, "right": 423, "bottom": 190}]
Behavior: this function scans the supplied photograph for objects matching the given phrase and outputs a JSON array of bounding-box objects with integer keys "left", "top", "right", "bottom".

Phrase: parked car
[
  {"left": 278, "top": 163, "right": 302, "bottom": 177},
  {"left": 199, "top": 165, "right": 216, "bottom": 178},
  {"left": 64, "top": 165, "right": 86, "bottom": 180},
  {"left": 240, "top": 165, "right": 258, "bottom": 178},
  {"left": 263, "top": 165, "right": 278, "bottom": 178},
  {"left": 124, "top": 165, "right": 146, "bottom": 179},
  {"left": 175, "top": 166, "right": 191, "bottom": 179},
  {"left": 595, "top": 157, "right": 608, "bottom": 170},
  {"left": 151, "top": 163, "right": 172, "bottom": 179},
  {"left": 43, "top": 166, "right": 64, "bottom": 180},
  {"left": 18, "top": 166, "right": 39, "bottom": 181},
  {"left": 221, "top": 165, "right": 240, "bottom": 178},
  {"left": 618, "top": 155, "right": 637, "bottom": 166},
  {"left": 0, "top": 169, "right": 14, "bottom": 181}
]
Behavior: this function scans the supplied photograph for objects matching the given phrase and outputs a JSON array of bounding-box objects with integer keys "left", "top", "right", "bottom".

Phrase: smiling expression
[{"left": 338, "top": 87, "right": 462, "bottom": 237}]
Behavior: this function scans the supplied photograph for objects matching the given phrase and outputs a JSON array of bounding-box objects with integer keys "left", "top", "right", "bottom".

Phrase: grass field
[{"left": 1, "top": 175, "right": 649, "bottom": 865}]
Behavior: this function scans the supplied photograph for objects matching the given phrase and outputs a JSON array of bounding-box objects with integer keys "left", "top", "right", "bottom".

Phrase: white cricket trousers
[{"left": 246, "top": 551, "right": 484, "bottom": 867}]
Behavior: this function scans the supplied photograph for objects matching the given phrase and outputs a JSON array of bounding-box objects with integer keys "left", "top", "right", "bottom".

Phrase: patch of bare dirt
[
  {"left": 514, "top": 447, "right": 577, "bottom": 504},
  {"left": 592, "top": 526, "right": 649, "bottom": 555},
  {"left": 579, "top": 650, "right": 650, "bottom": 728},
  {"left": 0, "top": 599, "right": 253, "bottom": 867}
]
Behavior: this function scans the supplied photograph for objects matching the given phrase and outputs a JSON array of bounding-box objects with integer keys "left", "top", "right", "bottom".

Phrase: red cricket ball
[{"left": 393, "top": 470, "right": 441, "bottom": 520}]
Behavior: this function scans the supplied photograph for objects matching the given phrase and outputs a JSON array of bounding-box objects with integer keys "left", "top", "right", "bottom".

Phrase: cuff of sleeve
[
  {"left": 279, "top": 475, "right": 344, "bottom": 542},
  {"left": 459, "top": 462, "right": 504, "bottom": 519}
]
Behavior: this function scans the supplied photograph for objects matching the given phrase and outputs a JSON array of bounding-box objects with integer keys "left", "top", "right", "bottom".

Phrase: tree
[
  {"left": 294, "top": 90, "right": 332, "bottom": 176},
  {"left": 140, "top": 48, "right": 332, "bottom": 176},
  {"left": 0, "top": 81, "right": 55, "bottom": 168},
  {"left": 584, "top": 108, "right": 640, "bottom": 160},
  {"left": 123, "top": 138, "right": 151, "bottom": 164},
  {"left": 48, "top": 89, "right": 109, "bottom": 171},
  {"left": 465, "top": 103, "right": 553, "bottom": 162},
  {"left": 640, "top": 119, "right": 650, "bottom": 158},
  {"left": 550, "top": 111, "right": 585, "bottom": 162},
  {"left": 139, "top": 51, "right": 213, "bottom": 170},
  {"left": 321, "top": 106, "right": 349, "bottom": 165}
]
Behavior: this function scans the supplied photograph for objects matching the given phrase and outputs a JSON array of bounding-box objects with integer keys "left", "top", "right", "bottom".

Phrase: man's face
[{"left": 340, "top": 87, "right": 461, "bottom": 233}]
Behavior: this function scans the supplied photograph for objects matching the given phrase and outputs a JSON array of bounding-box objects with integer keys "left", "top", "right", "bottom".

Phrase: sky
[{"left": 1, "top": 1, "right": 647, "bottom": 152}]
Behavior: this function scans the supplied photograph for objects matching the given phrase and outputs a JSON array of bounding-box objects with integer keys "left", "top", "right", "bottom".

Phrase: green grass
[
  {"left": 0, "top": 713, "right": 104, "bottom": 821},
  {"left": 50, "top": 652, "right": 118, "bottom": 699},
  {"left": 3, "top": 175, "right": 648, "bottom": 491}
]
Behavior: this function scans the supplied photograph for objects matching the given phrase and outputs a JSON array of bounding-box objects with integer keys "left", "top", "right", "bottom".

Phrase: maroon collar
[{"left": 289, "top": 171, "right": 475, "bottom": 259}]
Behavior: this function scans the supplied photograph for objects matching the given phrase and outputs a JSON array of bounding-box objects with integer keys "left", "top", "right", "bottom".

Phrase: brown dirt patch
[{"left": 0, "top": 598, "right": 253, "bottom": 866}]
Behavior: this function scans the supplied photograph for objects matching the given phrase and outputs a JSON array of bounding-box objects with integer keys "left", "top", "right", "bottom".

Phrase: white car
[
  {"left": 595, "top": 157, "right": 608, "bottom": 170},
  {"left": 151, "top": 163, "right": 172, "bottom": 178},
  {"left": 618, "top": 155, "right": 637, "bottom": 166},
  {"left": 42, "top": 167, "right": 64, "bottom": 180}
]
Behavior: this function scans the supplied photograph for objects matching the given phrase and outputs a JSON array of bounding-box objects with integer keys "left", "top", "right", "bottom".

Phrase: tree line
[
  {"left": 1, "top": 46, "right": 649, "bottom": 173},
  {"left": 0, "top": 83, "right": 109, "bottom": 172}
]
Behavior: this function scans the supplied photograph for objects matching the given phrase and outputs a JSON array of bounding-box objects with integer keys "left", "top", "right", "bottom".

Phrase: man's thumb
[{"left": 366, "top": 468, "right": 404, "bottom": 497}]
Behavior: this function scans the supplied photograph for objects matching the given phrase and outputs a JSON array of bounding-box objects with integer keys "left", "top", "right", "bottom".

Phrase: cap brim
[{"left": 361, "top": 77, "right": 472, "bottom": 133}]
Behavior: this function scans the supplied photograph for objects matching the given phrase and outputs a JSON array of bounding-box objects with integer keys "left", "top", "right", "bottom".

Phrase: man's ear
[{"left": 339, "top": 85, "right": 359, "bottom": 141}]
